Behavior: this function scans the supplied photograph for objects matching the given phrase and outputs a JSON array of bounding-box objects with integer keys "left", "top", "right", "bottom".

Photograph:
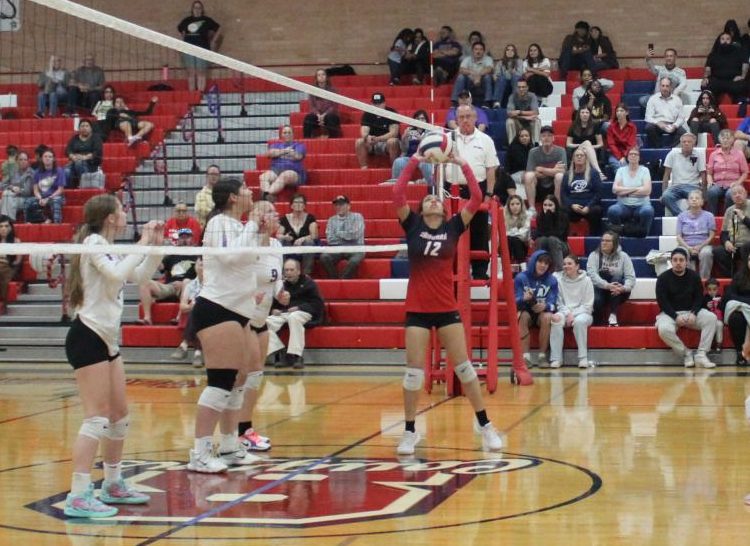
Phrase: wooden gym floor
[{"left": 0, "top": 360, "right": 749, "bottom": 545}]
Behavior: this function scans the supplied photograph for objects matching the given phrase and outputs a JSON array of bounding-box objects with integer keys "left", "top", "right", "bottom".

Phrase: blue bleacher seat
[
  {"left": 486, "top": 109, "right": 508, "bottom": 123},
  {"left": 391, "top": 259, "right": 409, "bottom": 278},
  {"left": 628, "top": 106, "right": 642, "bottom": 120},
  {"left": 624, "top": 81, "right": 655, "bottom": 94},
  {"left": 622, "top": 93, "right": 645, "bottom": 107},
  {"left": 583, "top": 236, "right": 660, "bottom": 256}
]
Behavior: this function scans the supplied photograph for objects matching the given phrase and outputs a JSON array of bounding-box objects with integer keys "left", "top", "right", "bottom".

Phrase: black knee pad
[{"left": 206, "top": 368, "right": 238, "bottom": 392}]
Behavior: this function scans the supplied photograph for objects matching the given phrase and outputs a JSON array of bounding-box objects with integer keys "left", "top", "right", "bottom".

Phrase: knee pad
[
  {"left": 198, "top": 386, "right": 232, "bottom": 413},
  {"left": 106, "top": 415, "right": 130, "bottom": 441},
  {"left": 402, "top": 368, "right": 425, "bottom": 392},
  {"left": 79, "top": 416, "right": 109, "bottom": 441},
  {"left": 454, "top": 361, "right": 478, "bottom": 384},
  {"left": 206, "top": 368, "right": 238, "bottom": 391},
  {"left": 226, "top": 386, "right": 246, "bottom": 411},
  {"left": 244, "top": 370, "right": 263, "bottom": 391}
]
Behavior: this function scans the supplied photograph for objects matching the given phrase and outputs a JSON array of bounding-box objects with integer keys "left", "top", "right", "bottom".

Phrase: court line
[{"left": 0, "top": 401, "right": 78, "bottom": 425}]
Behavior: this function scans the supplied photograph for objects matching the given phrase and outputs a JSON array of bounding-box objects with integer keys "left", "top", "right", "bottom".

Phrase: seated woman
[
  {"left": 676, "top": 189, "right": 716, "bottom": 281},
  {"left": 259, "top": 125, "right": 307, "bottom": 202},
  {"left": 277, "top": 193, "right": 319, "bottom": 276},
  {"left": 534, "top": 195, "right": 569, "bottom": 271},
  {"left": 607, "top": 147, "right": 654, "bottom": 238},
  {"left": 706, "top": 129, "right": 749, "bottom": 214},
  {"left": 566, "top": 106, "right": 605, "bottom": 178},
  {"left": 688, "top": 90, "right": 727, "bottom": 146},
  {"left": 504, "top": 194, "right": 531, "bottom": 269},
  {"left": 303, "top": 69, "right": 341, "bottom": 138},
  {"left": 90, "top": 85, "right": 116, "bottom": 138},
  {"left": 522, "top": 43, "right": 553, "bottom": 100},
  {"left": 579, "top": 79, "right": 612, "bottom": 132},
  {"left": 505, "top": 128, "right": 534, "bottom": 193},
  {"left": 606, "top": 103, "right": 637, "bottom": 175},
  {"left": 401, "top": 28, "right": 430, "bottom": 85},
  {"left": 387, "top": 28, "right": 414, "bottom": 86},
  {"left": 36, "top": 55, "right": 69, "bottom": 118},
  {"left": 586, "top": 230, "right": 636, "bottom": 326},
  {"left": 492, "top": 44, "right": 523, "bottom": 108},
  {"left": 589, "top": 26, "right": 619, "bottom": 70},
  {"left": 105, "top": 95, "right": 158, "bottom": 146},
  {"left": 550, "top": 254, "right": 595, "bottom": 368},
  {"left": 721, "top": 254, "right": 750, "bottom": 365},
  {"left": 560, "top": 146, "right": 603, "bottom": 235},
  {"left": 0, "top": 215, "right": 21, "bottom": 315},
  {"left": 25, "top": 149, "right": 65, "bottom": 224},
  {"left": 391, "top": 110, "right": 433, "bottom": 183}
]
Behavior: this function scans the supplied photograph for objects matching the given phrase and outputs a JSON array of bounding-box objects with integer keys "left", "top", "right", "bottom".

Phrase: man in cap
[
  {"left": 523, "top": 125, "right": 567, "bottom": 215},
  {"left": 320, "top": 194, "right": 366, "bottom": 279},
  {"left": 355, "top": 92, "right": 400, "bottom": 169},
  {"left": 445, "top": 90, "right": 489, "bottom": 132}
]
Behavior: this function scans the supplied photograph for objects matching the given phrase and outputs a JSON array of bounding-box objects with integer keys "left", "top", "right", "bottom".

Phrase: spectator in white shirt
[{"left": 645, "top": 77, "right": 686, "bottom": 148}]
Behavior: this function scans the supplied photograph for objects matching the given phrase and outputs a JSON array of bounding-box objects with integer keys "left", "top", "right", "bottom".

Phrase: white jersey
[
  {"left": 200, "top": 214, "right": 259, "bottom": 318},
  {"left": 248, "top": 238, "right": 284, "bottom": 328},
  {"left": 75, "top": 233, "right": 162, "bottom": 354}
]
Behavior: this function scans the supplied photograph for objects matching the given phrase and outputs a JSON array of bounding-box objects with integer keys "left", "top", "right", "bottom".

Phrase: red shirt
[
  {"left": 163, "top": 216, "right": 203, "bottom": 242},
  {"left": 607, "top": 121, "right": 637, "bottom": 161}
]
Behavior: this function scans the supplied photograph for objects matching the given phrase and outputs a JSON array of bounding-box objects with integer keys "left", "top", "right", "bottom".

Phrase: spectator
[
  {"left": 0, "top": 215, "right": 21, "bottom": 315},
  {"left": 505, "top": 128, "right": 534, "bottom": 194},
  {"left": 105, "top": 95, "right": 157, "bottom": 147},
  {"left": 0, "top": 151, "right": 34, "bottom": 221},
  {"left": 90, "top": 85, "right": 116, "bottom": 137},
  {"left": 676, "top": 189, "right": 716, "bottom": 281},
  {"left": 445, "top": 90, "right": 489, "bottom": 132},
  {"left": 712, "top": 185, "right": 750, "bottom": 277},
  {"left": 193, "top": 164, "right": 220, "bottom": 227},
  {"left": 523, "top": 125, "right": 566, "bottom": 215},
  {"left": 319, "top": 195, "right": 365, "bottom": 279},
  {"left": 645, "top": 77, "right": 686, "bottom": 148},
  {"left": 26, "top": 149, "right": 65, "bottom": 224},
  {"left": 661, "top": 132, "right": 706, "bottom": 216},
  {"left": 560, "top": 146, "right": 603, "bottom": 235},
  {"left": 586, "top": 230, "right": 635, "bottom": 326},
  {"left": 712, "top": 19, "right": 744, "bottom": 51},
  {"left": 431, "top": 25, "right": 462, "bottom": 85},
  {"left": 163, "top": 201, "right": 203, "bottom": 241},
  {"left": 170, "top": 258, "right": 204, "bottom": 368},
  {"left": 514, "top": 249, "right": 558, "bottom": 367},
  {"left": 707, "top": 129, "right": 748, "bottom": 213},
  {"left": 522, "top": 43, "right": 553, "bottom": 100},
  {"left": 549, "top": 254, "right": 595, "bottom": 368},
  {"left": 607, "top": 148, "right": 654, "bottom": 238},
  {"left": 259, "top": 125, "right": 307, "bottom": 202},
  {"left": 571, "top": 68, "right": 614, "bottom": 112},
  {"left": 267, "top": 257, "right": 325, "bottom": 369},
  {"left": 641, "top": 47, "right": 688, "bottom": 107},
  {"left": 557, "top": 21, "right": 605, "bottom": 79},
  {"left": 721, "top": 258, "right": 750, "bottom": 365},
  {"left": 589, "top": 26, "right": 619, "bottom": 70},
  {"left": 387, "top": 28, "right": 414, "bottom": 86},
  {"left": 734, "top": 114, "right": 750, "bottom": 160},
  {"left": 137, "top": 228, "right": 197, "bottom": 325},
  {"left": 302, "top": 69, "right": 341, "bottom": 138},
  {"left": 355, "top": 92, "right": 400, "bottom": 168},
  {"left": 1, "top": 145, "right": 17, "bottom": 180},
  {"left": 451, "top": 41, "right": 494, "bottom": 107},
  {"left": 391, "top": 110, "right": 433, "bottom": 183},
  {"left": 278, "top": 193, "right": 319, "bottom": 276},
  {"left": 177, "top": 0, "right": 220, "bottom": 92},
  {"left": 742, "top": 18, "right": 750, "bottom": 54},
  {"left": 566, "top": 106, "right": 605, "bottom": 177},
  {"left": 492, "top": 43, "right": 523, "bottom": 109},
  {"left": 505, "top": 194, "right": 531, "bottom": 269},
  {"left": 534, "top": 195, "right": 569, "bottom": 271},
  {"left": 402, "top": 28, "right": 430, "bottom": 85},
  {"left": 30, "top": 144, "right": 50, "bottom": 172},
  {"left": 655, "top": 247, "right": 716, "bottom": 368},
  {"left": 704, "top": 277, "right": 724, "bottom": 353},
  {"left": 688, "top": 90, "right": 727, "bottom": 145},
  {"left": 36, "top": 55, "right": 68, "bottom": 118},
  {"left": 66, "top": 54, "right": 105, "bottom": 116},
  {"left": 702, "top": 31, "right": 748, "bottom": 103},
  {"left": 505, "top": 79, "right": 540, "bottom": 144},
  {"left": 461, "top": 30, "right": 488, "bottom": 59},
  {"left": 64, "top": 119, "right": 102, "bottom": 188},
  {"left": 606, "top": 103, "right": 638, "bottom": 175},
  {"left": 579, "top": 79, "right": 612, "bottom": 130}
]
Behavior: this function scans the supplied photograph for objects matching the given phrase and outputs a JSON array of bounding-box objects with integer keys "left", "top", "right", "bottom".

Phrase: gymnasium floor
[{"left": 1, "top": 360, "right": 749, "bottom": 545}]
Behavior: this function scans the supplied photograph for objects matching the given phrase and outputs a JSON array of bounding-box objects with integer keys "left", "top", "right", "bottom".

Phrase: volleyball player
[
  {"left": 63, "top": 194, "right": 164, "bottom": 518},
  {"left": 188, "top": 178, "right": 262, "bottom": 473},
  {"left": 393, "top": 153, "right": 504, "bottom": 455}
]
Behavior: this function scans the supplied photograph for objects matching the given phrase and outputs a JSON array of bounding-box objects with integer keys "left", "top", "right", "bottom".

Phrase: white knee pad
[
  {"left": 226, "top": 386, "right": 246, "bottom": 411},
  {"left": 79, "top": 416, "right": 109, "bottom": 441},
  {"left": 403, "top": 368, "right": 425, "bottom": 391},
  {"left": 198, "top": 386, "right": 231, "bottom": 413},
  {"left": 244, "top": 371, "right": 263, "bottom": 391},
  {"left": 106, "top": 415, "right": 130, "bottom": 441},
  {"left": 454, "top": 361, "right": 478, "bottom": 384}
]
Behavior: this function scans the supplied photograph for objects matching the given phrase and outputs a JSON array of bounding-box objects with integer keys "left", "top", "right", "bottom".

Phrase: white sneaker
[
  {"left": 537, "top": 353, "right": 548, "bottom": 367},
  {"left": 549, "top": 360, "right": 561, "bottom": 368},
  {"left": 219, "top": 447, "right": 262, "bottom": 466},
  {"left": 578, "top": 358, "right": 590, "bottom": 369},
  {"left": 693, "top": 351, "right": 715, "bottom": 368},
  {"left": 683, "top": 351, "right": 695, "bottom": 368},
  {"left": 480, "top": 423, "right": 504, "bottom": 451},
  {"left": 523, "top": 353, "right": 534, "bottom": 368},
  {"left": 396, "top": 431, "right": 421, "bottom": 455},
  {"left": 608, "top": 313, "right": 618, "bottom": 327},
  {"left": 187, "top": 449, "right": 227, "bottom": 473}
]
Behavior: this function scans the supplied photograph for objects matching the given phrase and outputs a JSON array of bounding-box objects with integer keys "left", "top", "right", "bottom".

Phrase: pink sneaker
[
  {"left": 240, "top": 429, "right": 271, "bottom": 452},
  {"left": 100, "top": 479, "right": 150, "bottom": 504}
]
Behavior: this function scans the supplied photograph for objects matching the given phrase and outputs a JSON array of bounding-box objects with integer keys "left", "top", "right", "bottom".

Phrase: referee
[{"left": 444, "top": 104, "right": 500, "bottom": 279}]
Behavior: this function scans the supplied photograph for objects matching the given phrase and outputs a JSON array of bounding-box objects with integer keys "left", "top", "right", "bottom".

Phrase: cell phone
[{"left": 647, "top": 43, "right": 654, "bottom": 51}]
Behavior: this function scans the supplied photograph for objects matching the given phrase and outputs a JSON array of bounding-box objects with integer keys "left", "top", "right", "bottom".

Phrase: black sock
[
  {"left": 405, "top": 420, "right": 416, "bottom": 433},
  {"left": 475, "top": 410, "right": 489, "bottom": 427},
  {"left": 238, "top": 421, "right": 252, "bottom": 436}
]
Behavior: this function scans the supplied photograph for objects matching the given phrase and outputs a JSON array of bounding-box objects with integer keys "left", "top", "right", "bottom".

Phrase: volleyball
[{"left": 418, "top": 132, "right": 453, "bottom": 163}]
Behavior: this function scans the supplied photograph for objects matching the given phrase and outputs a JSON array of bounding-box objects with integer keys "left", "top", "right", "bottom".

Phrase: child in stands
[{"left": 704, "top": 278, "right": 724, "bottom": 353}]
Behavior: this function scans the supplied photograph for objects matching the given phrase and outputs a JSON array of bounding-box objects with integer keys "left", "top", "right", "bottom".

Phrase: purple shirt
[
  {"left": 677, "top": 209, "right": 715, "bottom": 246},
  {"left": 34, "top": 167, "right": 65, "bottom": 198},
  {"left": 269, "top": 141, "right": 307, "bottom": 183}
]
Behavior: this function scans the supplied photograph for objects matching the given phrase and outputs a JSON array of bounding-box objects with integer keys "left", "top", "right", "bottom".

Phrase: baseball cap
[
  {"left": 332, "top": 195, "right": 350, "bottom": 204},
  {"left": 177, "top": 228, "right": 193, "bottom": 237},
  {"left": 540, "top": 125, "right": 554, "bottom": 134},
  {"left": 458, "top": 90, "right": 472, "bottom": 99},
  {"left": 371, "top": 92, "right": 385, "bottom": 103}
]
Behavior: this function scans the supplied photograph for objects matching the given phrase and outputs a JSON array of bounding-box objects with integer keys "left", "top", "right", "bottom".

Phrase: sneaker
[
  {"left": 693, "top": 351, "right": 715, "bottom": 369},
  {"left": 492, "top": 101, "right": 501, "bottom": 109},
  {"left": 396, "top": 430, "right": 421, "bottom": 455},
  {"left": 187, "top": 448, "right": 228, "bottom": 473},
  {"left": 170, "top": 346, "right": 188, "bottom": 360},
  {"left": 523, "top": 352, "right": 534, "bottom": 369},
  {"left": 480, "top": 423, "right": 504, "bottom": 451},
  {"left": 549, "top": 360, "right": 561, "bottom": 369},
  {"left": 192, "top": 352, "right": 204, "bottom": 368},
  {"left": 537, "top": 352, "right": 548, "bottom": 367},
  {"left": 34, "top": 112, "right": 44, "bottom": 119},
  {"left": 683, "top": 351, "right": 695, "bottom": 368},
  {"left": 240, "top": 429, "right": 272, "bottom": 452},
  {"left": 608, "top": 313, "right": 619, "bottom": 327},
  {"left": 219, "top": 446, "right": 261, "bottom": 466},
  {"left": 64, "top": 484, "right": 118, "bottom": 518},
  {"left": 100, "top": 479, "right": 150, "bottom": 505},
  {"left": 578, "top": 358, "right": 590, "bottom": 369}
]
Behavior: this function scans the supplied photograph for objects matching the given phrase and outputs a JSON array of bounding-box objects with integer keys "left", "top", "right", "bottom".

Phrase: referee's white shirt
[{"left": 444, "top": 128, "right": 499, "bottom": 184}]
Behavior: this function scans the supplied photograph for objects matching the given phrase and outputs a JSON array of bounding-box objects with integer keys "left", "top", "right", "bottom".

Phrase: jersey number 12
[{"left": 423, "top": 241, "right": 442, "bottom": 256}]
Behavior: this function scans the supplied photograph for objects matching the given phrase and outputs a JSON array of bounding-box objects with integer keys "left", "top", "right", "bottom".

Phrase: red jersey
[{"left": 163, "top": 216, "right": 203, "bottom": 242}]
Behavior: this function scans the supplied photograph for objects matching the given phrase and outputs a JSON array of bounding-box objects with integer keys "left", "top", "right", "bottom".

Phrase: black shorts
[
  {"left": 405, "top": 311, "right": 462, "bottom": 330},
  {"left": 65, "top": 318, "right": 120, "bottom": 370},
  {"left": 518, "top": 308, "right": 546, "bottom": 326},
  {"left": 249, "top": 324, "right": 268, "bottom": 334},
  {"left": 191, "top": 297, "right": 250, "bottom": 333}
]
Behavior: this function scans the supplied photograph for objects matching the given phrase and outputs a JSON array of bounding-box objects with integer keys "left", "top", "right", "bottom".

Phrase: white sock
[
  {"left": 194, "top": 436, "right": 213, "bottom": 453},
  {"left": 220, "top": 433, "right": 237, "bottom": 453},
  {"left": 71, "top": 472, "right": 91, "bottom": 495},
  {"left": 103, "top": 462, "right": 121, "bottom": 483}
]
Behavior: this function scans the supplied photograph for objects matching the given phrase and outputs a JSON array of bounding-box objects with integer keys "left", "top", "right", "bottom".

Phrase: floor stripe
[{"left": 0, "top": 401, "right": 78, "bottom": 425}]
